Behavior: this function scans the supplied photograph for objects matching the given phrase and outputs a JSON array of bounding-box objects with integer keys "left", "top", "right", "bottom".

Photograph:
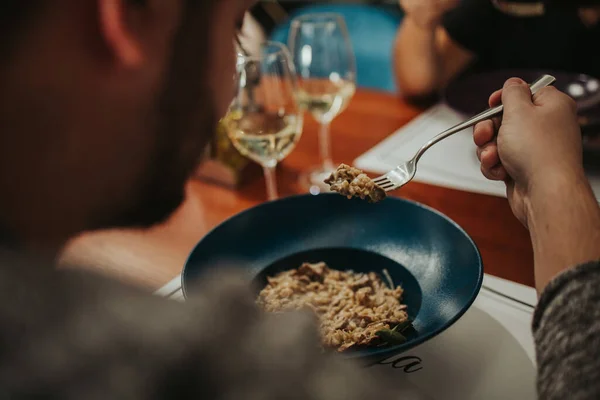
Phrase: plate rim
[{"left": 181, "top": 193, "right": 484, "bottom": 359}]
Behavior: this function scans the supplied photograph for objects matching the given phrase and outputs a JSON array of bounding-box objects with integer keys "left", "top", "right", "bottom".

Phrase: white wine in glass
[
  {"left": 224, "top": 42, "right": 303, "bottom": 201},
  {"left": 226, "top": 111, "right": 302, "bottom": 166},
  {"left": 296, "top": 78, "right": 356, "bottom": 124},
  {"left": 289, "top": 13, "right": 357, "bottom": 192}
]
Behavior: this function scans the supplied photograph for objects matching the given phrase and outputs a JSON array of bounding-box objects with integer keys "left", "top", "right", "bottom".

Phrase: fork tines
[{"left": 373, "top": 176, "right": 395, "bottom": 192}]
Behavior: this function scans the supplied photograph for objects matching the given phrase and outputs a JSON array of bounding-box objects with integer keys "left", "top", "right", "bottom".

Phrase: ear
[{"left": 98, "top": 0, "right": 144, "bottom": 68}]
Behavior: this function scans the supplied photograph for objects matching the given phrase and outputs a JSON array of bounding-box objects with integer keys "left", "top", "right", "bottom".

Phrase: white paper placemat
[
  {"left": 156, "top": 273, "right": 538, "bottom": 399},
  {"left": 354, "top": 103, "right": 600, "bottom": 201},
  {"left": 373, "top": 275, "right": 537, "bottom": 400}
]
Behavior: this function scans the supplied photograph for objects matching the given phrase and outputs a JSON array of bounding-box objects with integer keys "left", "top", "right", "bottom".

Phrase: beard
[{"left": 98, "top": 1, "right": 219, "bottom": 230}]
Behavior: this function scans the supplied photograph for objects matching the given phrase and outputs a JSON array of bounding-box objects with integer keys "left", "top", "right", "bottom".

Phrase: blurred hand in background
[{"left": 398, "top": 0, "right": 460, "bottom": 29}]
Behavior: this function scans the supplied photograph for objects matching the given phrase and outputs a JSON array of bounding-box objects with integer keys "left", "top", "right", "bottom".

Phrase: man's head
[{"left": 0, "top": 0, "right": 254, "bottom": 250}]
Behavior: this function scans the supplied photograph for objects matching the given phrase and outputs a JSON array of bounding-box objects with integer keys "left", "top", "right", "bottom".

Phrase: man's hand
[
  {"left": 474, "top": 77, "right": 600, "bottom": 294},
  {"left": 399, "top": 0, "right": 460, "bottom": 29},
  {"left": 473, "top": 78, "right": 585, "bottom": 227}
]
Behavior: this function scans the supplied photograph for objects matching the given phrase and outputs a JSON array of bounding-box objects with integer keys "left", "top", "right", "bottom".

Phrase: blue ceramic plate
[{"left": 183, "top": 194, "right": 483, "bottom": 363}]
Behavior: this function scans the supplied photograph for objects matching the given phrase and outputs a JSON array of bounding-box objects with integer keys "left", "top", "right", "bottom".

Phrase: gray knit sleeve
[{"left": 532, "top": 261, "right": 600, "bottom": 399}]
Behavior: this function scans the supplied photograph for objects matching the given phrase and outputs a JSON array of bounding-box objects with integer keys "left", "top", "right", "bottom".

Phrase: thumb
[{"left": 501, "top": 78, "right": 533, "bottom": 114}]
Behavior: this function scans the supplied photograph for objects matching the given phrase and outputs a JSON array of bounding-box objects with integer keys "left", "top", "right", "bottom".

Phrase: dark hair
[
  {"left": 0, "top": 2, "right": 43, "bottom": 24},
  {"left": 0, "top": 0, "right": 169, "bottom": 59},
  {"left": 0, "top": 2, "right": 44, "bottom": 51}
]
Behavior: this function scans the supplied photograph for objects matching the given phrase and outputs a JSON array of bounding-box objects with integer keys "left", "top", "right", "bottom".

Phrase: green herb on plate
[{"left": 376, "top": 319, "right": 414, "bottom": 346}]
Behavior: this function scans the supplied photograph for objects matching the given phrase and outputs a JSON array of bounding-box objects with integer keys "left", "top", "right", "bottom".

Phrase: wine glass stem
[
  {"left": 319, "top": 122, "right": 334, "bottom": 171},
  {"left": 263, "top": 164, "right": 278, "bottom": 201}
]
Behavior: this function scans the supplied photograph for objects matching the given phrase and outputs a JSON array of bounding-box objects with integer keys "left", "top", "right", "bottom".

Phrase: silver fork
[{"left": 373, "top": 74, "right": 557, "bottom": 192}]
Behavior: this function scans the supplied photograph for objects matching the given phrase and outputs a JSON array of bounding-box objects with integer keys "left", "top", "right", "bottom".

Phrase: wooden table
[{"left": 61, "top": 89, "right": 535, "bottom": 290}]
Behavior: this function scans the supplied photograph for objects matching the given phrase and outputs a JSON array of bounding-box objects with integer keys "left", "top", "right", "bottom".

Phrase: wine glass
[
  {"left": 224, "top": 41, "right": 303, "bottom": 201},
  {"left": 288, "top": 13, "right": 357, "bottom": 193}
]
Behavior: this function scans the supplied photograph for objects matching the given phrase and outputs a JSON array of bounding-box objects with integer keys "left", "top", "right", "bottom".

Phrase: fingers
[
  {"left": 488, "top": 77, "right": 530, "bottom": 108},
  {"left": 476, "top": 141, "right": 500, "bottom": 170},
  {"left": 474, "top": 116, "right": 504, "bottom": 181},
  {"left": 501, "top": 78, "right": 533, "bottom": 113},
  {"left": 531, "top": 86, "right": 556, "bottom": 105},
  {"left": 474, "top": 124, "right": 504, "bottom": 181},
  {"left": 473, "top": 117, "right": 500, "bottom": 150},
  {"left": 481, "top": 163, "right": 508, "bottom": 181},
  {"left": 488, "top": 88, "right": 502, "bottom": 108},
  {"left": 488, "top": 90, "right": 503, "bottom": 130},
  {"left": 473, "top": 120, "right": 495, "bottom": 146},
  {"left": 476, "top": 77, "right": 530, "bottom": 183},
  {"left": 533, "top": 86, "right": 578, "bottom": 113}
]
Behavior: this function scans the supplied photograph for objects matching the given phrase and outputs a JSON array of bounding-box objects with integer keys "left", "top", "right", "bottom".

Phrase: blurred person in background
[
  {"left": 0, "top": 1, "right": 598, "bottom": 399},
  {"left": 238, "top": 11, "right": 266, "bottom": 56},
  {"left": 250, "top": 1, "right": 306, "bottom": 36},
  {"left": 394, "top": 0, "right": 600, "bottom": 101}
]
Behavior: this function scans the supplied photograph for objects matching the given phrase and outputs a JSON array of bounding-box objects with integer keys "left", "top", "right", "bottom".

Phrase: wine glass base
[{"left": 299, "top": 167, "right": 335, "bottom": 195}]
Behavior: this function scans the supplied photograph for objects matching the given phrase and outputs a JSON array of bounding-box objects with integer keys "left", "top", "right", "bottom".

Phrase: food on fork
[
  {"left": 324, "top": 164, "right": 386, "bottom": 203},
  {"left": 257, "top": 261, "right": 410, "bottom": 352}
]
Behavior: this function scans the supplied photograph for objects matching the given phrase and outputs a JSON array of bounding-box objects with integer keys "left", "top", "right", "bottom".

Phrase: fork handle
[{"left": 413, "top": 74, "right": 557, "bottom": 163}]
